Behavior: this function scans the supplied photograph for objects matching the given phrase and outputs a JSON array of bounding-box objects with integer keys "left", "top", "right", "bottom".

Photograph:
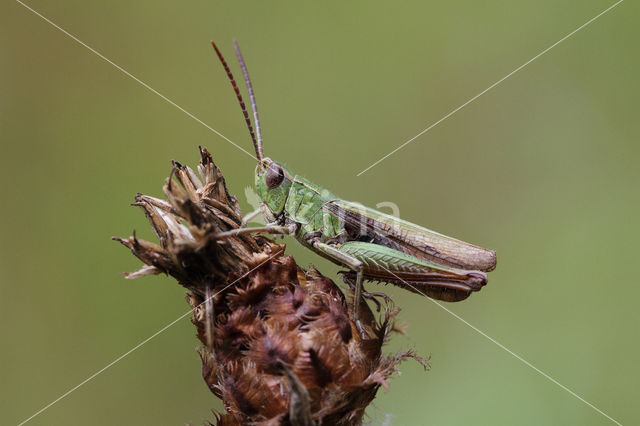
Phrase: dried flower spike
[{"left": 114, "top": 148, "right": 426, "bottom": 425}]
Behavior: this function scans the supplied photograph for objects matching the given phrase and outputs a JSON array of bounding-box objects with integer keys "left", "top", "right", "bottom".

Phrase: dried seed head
[{"left": 115, "top": 148, "right": 427, "bottom": 425}]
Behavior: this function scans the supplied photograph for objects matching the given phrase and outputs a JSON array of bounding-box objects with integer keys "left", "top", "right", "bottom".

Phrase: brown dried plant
[{"left": 114, "top": 148, "right": 426, "bottom": 425}]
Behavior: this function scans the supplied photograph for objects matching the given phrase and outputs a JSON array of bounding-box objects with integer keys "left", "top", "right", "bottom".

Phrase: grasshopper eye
[{"left": 265, "top": 163, "right": 284, "bottom": 189}]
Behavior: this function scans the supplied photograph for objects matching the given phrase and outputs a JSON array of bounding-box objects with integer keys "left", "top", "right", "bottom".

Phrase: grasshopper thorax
[{"left": 255, "top": 158, "right": 294, "bottom": 217}]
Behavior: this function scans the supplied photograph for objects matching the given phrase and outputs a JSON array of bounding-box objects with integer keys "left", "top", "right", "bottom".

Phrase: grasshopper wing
[{"left": 324, "top": 200, "right": 496, "bottom": 272}]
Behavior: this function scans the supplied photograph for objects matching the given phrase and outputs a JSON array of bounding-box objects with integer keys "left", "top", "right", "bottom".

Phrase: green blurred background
[{"left": 2, "top": 1, "right": 638, "bottom": 425}]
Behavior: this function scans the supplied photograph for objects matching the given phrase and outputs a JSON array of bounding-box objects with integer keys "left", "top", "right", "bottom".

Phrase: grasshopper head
[{"left": 255, "top": 158, "right": 293, "bottom": 218}]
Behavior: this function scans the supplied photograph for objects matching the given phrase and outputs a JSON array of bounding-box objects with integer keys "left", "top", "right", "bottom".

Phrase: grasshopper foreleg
[
  {"left": 310, "top": 241, "right": 367, "bottom": 338},
  {"left": 213, "top": 223, "right": 296, "bottom": 239},
  {"left": 240, "top": 208, "right": 262, "bottom": 227}
]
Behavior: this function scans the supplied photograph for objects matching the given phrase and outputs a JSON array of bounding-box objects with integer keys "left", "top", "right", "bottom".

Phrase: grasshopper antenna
[
  {"left": 233, "top": 40, "right": 264, "bottom": 163},
  {"left": 211, "top": 41, "right": 263, "bottom": 164}
]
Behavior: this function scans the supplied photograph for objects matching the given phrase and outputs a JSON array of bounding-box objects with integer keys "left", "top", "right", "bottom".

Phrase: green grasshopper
[{"left": 212, "top": 41, "right": 496, "bottom": 335}]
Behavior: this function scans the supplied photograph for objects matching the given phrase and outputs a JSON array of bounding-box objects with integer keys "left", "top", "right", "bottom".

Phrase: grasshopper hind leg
[
  {"left": 353, "top": 269, "right": 366, "bottom": 338},
  {"left": 344, "top": 278, "right": 387, "bottom": 313},
  {"left": 310, "top": 241, "right": 368, "bottom": 339}
]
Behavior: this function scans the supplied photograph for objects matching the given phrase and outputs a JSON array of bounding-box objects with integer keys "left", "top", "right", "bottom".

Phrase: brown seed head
[{"left": 114, "top": 148, "right": 427, "bottom": 425}]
